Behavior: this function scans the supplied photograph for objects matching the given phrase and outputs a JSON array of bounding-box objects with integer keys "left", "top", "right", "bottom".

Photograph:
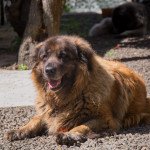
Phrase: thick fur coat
[
  {"left": 6, "top": 36, "right": 150, "bottom": 146},
  {"left": 89, "top": 2, "right": 150, "bottom": 37}
]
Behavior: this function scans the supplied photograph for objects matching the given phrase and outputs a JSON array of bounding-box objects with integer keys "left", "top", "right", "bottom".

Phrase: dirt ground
[{"left": 0, "top": 13, "right": 150, "bottom": 149}]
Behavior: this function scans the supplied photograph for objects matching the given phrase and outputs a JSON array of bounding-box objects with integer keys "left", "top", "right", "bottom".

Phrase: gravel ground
[
  {"left": 0, "top": 35, "right": 150, "bottom": 149},
  {"left": 1, "top": 107, "right": 150, "bottom": 150}
]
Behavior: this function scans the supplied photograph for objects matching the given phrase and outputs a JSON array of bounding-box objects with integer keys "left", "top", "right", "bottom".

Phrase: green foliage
[
  {"left": 63, "top": 4, "right": 71, "bottom": 13},
  {"left": 61, "top": 18, "right": 80, "bottom": 33},
  {"left": 105, "top": 49, "right": 115, "bottom": 58},
  {"left": 61, "top": 18, "right": 87, "bottom": 37},
  {"left": 18, "top": 64, "right": 28, "bottom": 70}
]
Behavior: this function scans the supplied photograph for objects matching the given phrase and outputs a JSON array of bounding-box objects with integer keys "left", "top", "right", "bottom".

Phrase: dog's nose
[{"left": 45, "top": 66, "right": 56, "bottom": 76}]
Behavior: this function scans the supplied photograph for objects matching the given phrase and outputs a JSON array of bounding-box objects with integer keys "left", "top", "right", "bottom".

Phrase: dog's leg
[
  {"left": 122, "top": 113, "right": 150, "bottom": 128},
  {"left": 5, "top": 115, "right": 46, "bottom": 141},
  {"left": 115, "top": 27, "right": 147, "bottom": 38},
  {"left": 123, "top": 98, "right": 150, "bottom": 127},
  {"left": 56, "top": 119, "right": 105, "bottom": 146},
  {"left": 56, "top": 116, "right": 120, "bottom": 146},
  {"left": 88, "top": 17, "right": 113, "bottom": 37}
]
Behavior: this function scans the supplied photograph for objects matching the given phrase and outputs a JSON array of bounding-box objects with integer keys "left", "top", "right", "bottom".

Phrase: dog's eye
[
  {"left": 59, "top": 51, "right": 67, "bottom": 59},
  {"left": 40, "top": 54, "right": 48, "bottom": 61}
]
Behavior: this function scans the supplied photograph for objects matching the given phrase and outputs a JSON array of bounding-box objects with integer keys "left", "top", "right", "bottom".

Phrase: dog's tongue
[{"left": 48, "top": 79, "right": 61, "bottom": 89}]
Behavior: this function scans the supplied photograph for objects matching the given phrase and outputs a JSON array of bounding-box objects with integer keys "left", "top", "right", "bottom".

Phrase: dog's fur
[
  {"left": 112, "top": 2, "right": 149, "bottom": 37},
  {"left": 6, "top": 36, "right": 150, "bottom": 146},
  {"left": 89, "top": 17, "right": 113, "bottom": 37},
  {"left": 89, "top": 2, "right": 150, "bottom": 37}
]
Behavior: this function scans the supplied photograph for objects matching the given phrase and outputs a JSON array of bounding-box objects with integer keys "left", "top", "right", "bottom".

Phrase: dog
[
  {"left": 6, "top": 35, "right": 150, "bottom": 146},
  {"left": 89, "top": 17, "right": 113, "bottom": 37},
  {"left": 112, "top": 2, "right": 149, "bottom": 37},
  {"left": 89, "top": 2, "right": 150, "bottom": 37}
]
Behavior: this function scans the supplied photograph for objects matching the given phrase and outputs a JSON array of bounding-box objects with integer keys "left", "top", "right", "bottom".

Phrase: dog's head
[
  {"left": 32, "top": 36, "right": 95, "bottom": 92},
  {"left": 112, "top": 3, "right": 145, "bottom": 33}
]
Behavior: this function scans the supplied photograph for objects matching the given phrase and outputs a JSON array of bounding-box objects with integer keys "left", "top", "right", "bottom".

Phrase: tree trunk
[
  {"left": 1, "top": 0, "right": 4, "bottom": 25},
  {"left": 18, "top": 0, "right": 64, "bottom": 68},
  {"left": 42, "top": 0, "right": 64, "bottom": 35},
  {"left": 5, "top": 0, "right": 31, "bottom": 37}
]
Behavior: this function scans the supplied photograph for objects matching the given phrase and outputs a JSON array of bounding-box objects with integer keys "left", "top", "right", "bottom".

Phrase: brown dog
[{"left": 6, "top": 35, "right": 150, "bottom": 146}]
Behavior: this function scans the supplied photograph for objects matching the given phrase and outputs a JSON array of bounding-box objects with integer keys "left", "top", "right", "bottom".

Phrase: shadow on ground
[
  {"left": 121, "top": 36, "right": 150, "bottom": 49},
  {"left": 1, "top": 12, "right": 150, "bottom": 68}
]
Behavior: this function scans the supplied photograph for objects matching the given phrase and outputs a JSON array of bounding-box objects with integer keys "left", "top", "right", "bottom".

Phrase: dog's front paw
[
  {"left": 5, "top": 129, "right": 30, "bottom": 141},
  {"left": 56, "top": 132, "right": 87, "bottom": 146}
]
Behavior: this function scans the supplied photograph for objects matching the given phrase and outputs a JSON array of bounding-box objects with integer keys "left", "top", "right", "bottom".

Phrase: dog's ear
[
  {"left": 74, "top": 37, "right": 95, "bottom": 71},
  {"left": 31, "top": 42, "right": 46, "bottom": 68}
]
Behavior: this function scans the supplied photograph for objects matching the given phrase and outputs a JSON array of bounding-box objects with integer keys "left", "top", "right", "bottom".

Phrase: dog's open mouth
[{"left": 48, "top": 78, "right": 62, "bottom": 90}]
